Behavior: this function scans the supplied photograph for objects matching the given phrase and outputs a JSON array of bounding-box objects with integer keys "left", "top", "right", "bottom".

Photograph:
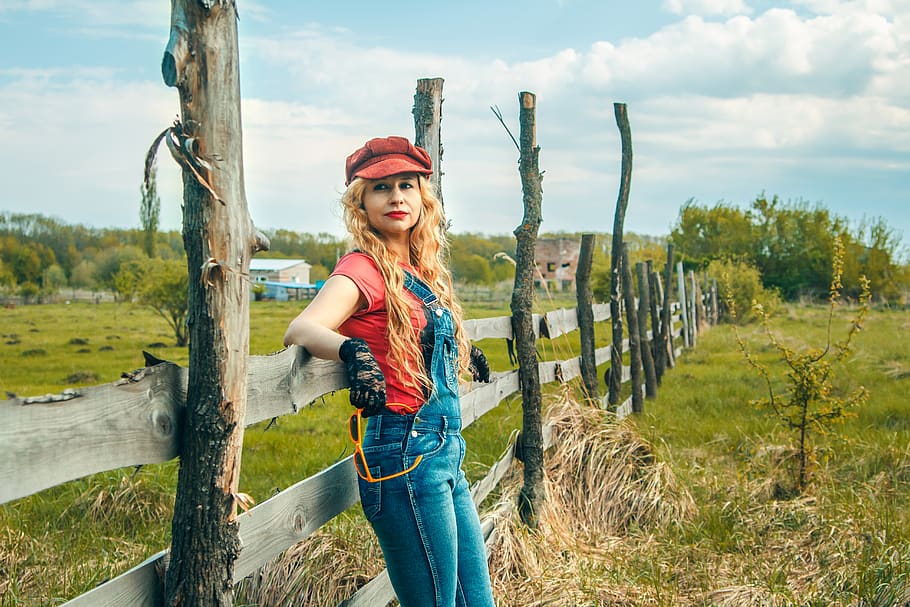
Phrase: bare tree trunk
[
  {"left": 661, "top": 243, "right": 675, "bottom": 369},
  {"left": 413, "top": 77, "right": 444, "bottom": 208},
  {"left": 512, "top": 91, "right": 544, "bottom": 529},
  {"left": 160, "top": 2, "right": 266, "bottom": 604},
  {"left": 677, "top": 261, "right": 690, "bottom": 349},
  {"left": 647, "top": 260, "right": 663, "bottom": 383},
  {"left": 636, "top": 261, "right": 658, "bottom": 399},
  {"left": 575, "top": 233, "right": 598, "bottom": 404},
  {"left": 622, "top": 244, "right": 643, "bottom": 414},
  {"left": 607, "top": 103, "right": 633, "bottom": 409}
]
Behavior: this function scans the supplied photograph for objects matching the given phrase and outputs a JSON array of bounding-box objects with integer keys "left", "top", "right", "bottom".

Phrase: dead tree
[
  {"left": 576, "top": 233, "right": 598, "bottom": 404},
  {"left": 660, "top": 243, "right": 675, "bottom": 369},
  {"left": 159, "top": 2, "right": 267, "bottom": 605},
  {"left": 607, "top": 103, "right": 633, "bottom": 409},
  {"left": 511, "top": 91, "right": 544, "bottom": 529},
  {"left": 621, "top": 244, "right": 643, "bottom": 414},
  {"left": 636, "top": 261, "right": 658, "bottom": 398},
  {"left": 412, "top": 77, "right": 445, "bottom": 207}
]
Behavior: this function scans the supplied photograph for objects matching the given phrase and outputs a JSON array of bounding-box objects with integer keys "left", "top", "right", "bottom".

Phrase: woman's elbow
[{"left": 283, "top": 320, "right": 304, "bottom": 348}]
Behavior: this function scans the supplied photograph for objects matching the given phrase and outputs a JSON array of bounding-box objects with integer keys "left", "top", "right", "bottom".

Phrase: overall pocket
[{"left": 405, "top": 426, "right": 447, "bottom": 462}]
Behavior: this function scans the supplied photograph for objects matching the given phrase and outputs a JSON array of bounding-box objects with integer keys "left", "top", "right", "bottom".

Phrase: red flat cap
[{"left": 345, "top": 136, "right": 433, "bottom": 185}]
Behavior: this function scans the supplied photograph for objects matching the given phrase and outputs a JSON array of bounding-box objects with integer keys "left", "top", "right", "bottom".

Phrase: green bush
[{"left": 712, "top": 258, "right": 779, "bottom": 323}]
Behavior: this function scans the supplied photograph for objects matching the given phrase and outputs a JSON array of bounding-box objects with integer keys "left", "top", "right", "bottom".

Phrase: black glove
[
  {"left": 469, "top": 345, "right": 491, "bottom": 383},
  {"left": 338, "top": 338, "right": 387, "bottom": 417}
]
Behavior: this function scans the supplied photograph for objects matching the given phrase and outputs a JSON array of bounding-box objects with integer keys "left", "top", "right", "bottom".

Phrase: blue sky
[{"left": 0, "top": 0, "right": 907, "bottom": 248}]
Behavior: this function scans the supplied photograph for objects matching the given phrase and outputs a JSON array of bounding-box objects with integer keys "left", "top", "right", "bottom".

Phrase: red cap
[{"left": 345, "top": 136, "right": 433, "bottom": 186}]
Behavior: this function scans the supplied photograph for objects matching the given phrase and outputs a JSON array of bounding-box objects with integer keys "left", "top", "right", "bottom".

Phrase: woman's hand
[
  {"left": 469, "top": 345, "right": 491, "bottom": 383},
  {"left": 339, "top": 337, "right": 388, "bottom": 417}
]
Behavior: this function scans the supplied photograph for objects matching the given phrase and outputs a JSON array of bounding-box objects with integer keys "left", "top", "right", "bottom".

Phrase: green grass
[
  {"left": 0, "top": 295, "right": 584, "bottom": 606},
  {"left": 3, "top": 300, "right": 906, "bottom": 606}
]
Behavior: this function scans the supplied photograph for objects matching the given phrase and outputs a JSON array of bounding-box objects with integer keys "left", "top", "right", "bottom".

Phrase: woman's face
[{"left": 361, "top": 173, "right": 422, "bottom": 240}]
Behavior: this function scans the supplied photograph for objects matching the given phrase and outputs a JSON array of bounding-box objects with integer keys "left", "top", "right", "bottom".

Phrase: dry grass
[
  {"left": 234, "top": 516, "right": 385, "bottom": 607},
  {"left": 232, "top": 390, "right": 694, "bottom": 607},
  {"left": 485, "top": 391, "right": 697, "bottom": 607}
]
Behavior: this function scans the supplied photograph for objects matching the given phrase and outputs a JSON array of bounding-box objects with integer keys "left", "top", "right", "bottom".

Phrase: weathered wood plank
[
  {"left": 0, "top": 362, "right": 185, "bottom": 504},
  {"left": 232, "top": 457, "right": 359, "bottom": 581},
  {"left": 463, "top": 315, "right": 512, "bottom": 341},
  {"left": 559, "top": 356, "right": 582, "bottom": 382},
  {"left": 471, "top": 440, "right": 517, "bottom": 506},
  {"left": 461, "top": 371, "right": 520, "bottom": 429},
  {"left": 592, "top": 303, "right": 611, "bottom": 323},
  {"left": 339, "top": 569, "right": 395, "bottom": 607},
  {"left": 61, "top": 550, "right": 165, "bottom": 607},
  {"left": 541, "top": 307, "right": 579, "bottom": 339}
]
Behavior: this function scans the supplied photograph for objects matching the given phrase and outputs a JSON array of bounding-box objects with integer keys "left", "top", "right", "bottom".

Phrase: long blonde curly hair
[{"left": 341, "top": 175, "right": 471, "bottom": 394}]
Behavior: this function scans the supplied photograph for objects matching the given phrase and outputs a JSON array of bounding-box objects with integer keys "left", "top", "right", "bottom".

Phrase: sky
[{"left": 0, "top": 0, "right": 908, "bottom": 245}]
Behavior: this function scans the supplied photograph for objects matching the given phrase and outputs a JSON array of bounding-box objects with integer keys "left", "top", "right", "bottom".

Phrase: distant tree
[
  {"left": 140, "top": 162, "right": 161, "bottom": 258},
  {"left": 95, "top": 245, "right": 145, "bottom": 290},
  {"left": 69, "top": 259, "right": 98, "bottom": 291},
  {"left": 42, "top": 264, "right": 68, "bottom": 293},
  {"left": 309, "top": 263, "right": 330, "bottom": 282},
  {"left": 116, "top": 258, "right": 189, "bottom": 346},
  {"left": 452, "top": 253, "right": 494, "bottom": 284},
  {"left": 0, "top": 259, "right": 14, "bottom": 287}
]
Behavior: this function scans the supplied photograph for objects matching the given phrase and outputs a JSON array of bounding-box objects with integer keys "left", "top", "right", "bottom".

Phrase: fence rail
[{"left": 2, "top": 296, "right": 693, "bottom": 607}]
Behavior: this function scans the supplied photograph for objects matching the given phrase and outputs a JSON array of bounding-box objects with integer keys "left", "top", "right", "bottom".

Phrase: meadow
[{"left": 1, "top": 298, "right": 908, "bottom": 605}]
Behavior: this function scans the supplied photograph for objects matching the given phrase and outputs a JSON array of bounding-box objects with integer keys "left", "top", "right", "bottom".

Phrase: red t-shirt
[{"left": 331, "top": 252, "right": 428, "bottom": 413}]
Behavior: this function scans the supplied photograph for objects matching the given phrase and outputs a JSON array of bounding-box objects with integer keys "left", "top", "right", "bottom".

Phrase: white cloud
[
  {"left": 662, "top": 0, "right": 753, "bottom": 17},
  {"left": 1, "top": 3, "right": 907, "bottom": 238}
]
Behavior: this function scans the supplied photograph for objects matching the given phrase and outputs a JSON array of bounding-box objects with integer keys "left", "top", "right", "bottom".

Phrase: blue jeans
[{"left": 357, "top": 274, "right": 496, "bottom": 607}]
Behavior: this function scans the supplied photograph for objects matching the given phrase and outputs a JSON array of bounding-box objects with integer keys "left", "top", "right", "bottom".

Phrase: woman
[{"left": 284, "top": 136, "right": 496, "bottom": 607}]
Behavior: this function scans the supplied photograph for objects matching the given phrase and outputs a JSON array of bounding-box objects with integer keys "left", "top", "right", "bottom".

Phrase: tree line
[
  {"left": 2, "top": 194, "right": 905, "bottom": 307},
  {"left": 671, "top": 195, "right": 908, "bottom": 303}
]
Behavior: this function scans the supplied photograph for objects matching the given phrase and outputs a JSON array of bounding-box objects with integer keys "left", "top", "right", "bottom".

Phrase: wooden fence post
[
  {"left": 575, "top": 233, "right": 598, "bottom": 403},
  {"left": 660, "top": 243, "right": 675, "bottom": 369},
  {"left": 712, "top": 278, "right": 720, "bottom": 325},
  {"left": 413, "top": 77, "right": 444, "bottom": 207},
  {"left": 512, "top": 91, "right": 544, "bottom": 529},
  {"left": 677, "top": 261, "right": 690, "bottom": 349},
  {"left": 689, "top": 270, "right": 698, "bottom": 348},
  {"left": 607, "top": 102, "right": 633, "bottom": 409},
  {"left": 621, "top": 244, "right": 643, "bottom": 414},
  {"left": 636, "top": 261, "right": 658, "bottom": 398},
  {"left": 160, "top": 2, "right": 266, "bottom": 605}
]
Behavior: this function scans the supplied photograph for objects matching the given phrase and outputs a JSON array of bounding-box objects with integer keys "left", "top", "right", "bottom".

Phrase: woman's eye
[{"left": 373, "top": 183, "right": 389, "bottom": 191}]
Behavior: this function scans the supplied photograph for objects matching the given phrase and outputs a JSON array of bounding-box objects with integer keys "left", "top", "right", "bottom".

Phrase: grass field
[{"left": 1, "top": 298, "right": 908, "bottom": 605}]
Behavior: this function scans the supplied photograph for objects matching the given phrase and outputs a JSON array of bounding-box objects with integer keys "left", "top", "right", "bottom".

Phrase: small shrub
[
  {"left": 728, "top": 235, "right": 871, "bottom": 493},
  {"left": 710, "top": 258, "right": 779, "bottom": 324},
  {"left": 98, "top": 345, "right": 114, "bottom": 351},
  {"left": 21, "top": 348, "right": 47, "bottom": 357},
  {"left": 76, "top": 348, "right": 91, "bottom": 354},
  {"left": 68, "top": 337, "right": 89, "bottom": 345}
]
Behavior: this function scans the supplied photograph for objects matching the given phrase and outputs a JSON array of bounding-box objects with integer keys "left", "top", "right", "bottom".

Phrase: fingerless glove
[
  {"left": 339, "top": 337, "right": 387, "bottom": 417},
  {"left": 469, "top": 345, "right": 491, "bottom": 383}
]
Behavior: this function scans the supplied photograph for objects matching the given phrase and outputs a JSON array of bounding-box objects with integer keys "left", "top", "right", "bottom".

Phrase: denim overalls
[{"left": 356, "top": 271, "right": 496, "bottom": 607}]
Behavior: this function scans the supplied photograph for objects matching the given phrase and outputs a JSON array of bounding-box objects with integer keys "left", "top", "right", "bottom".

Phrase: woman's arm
[{"left": 283, "top": 274, "right": 365, "bottom": 360}]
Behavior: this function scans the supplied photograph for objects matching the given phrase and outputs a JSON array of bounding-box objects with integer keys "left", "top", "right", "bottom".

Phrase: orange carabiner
[{"left": 348, "top": 406, "right": 422, "bottom": 483}]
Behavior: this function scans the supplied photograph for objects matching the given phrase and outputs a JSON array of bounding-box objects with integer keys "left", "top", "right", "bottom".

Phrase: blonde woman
[{"left": 284, "top": 136, "right": 495, "bottom": 606}]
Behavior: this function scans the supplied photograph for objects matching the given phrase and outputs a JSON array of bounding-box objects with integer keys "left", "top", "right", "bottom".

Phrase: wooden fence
[{"left": 1, "top": 271, "right": 715, "bottom": 606}]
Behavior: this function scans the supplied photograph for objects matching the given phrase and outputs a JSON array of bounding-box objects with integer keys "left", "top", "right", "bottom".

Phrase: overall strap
[{"left": 402, "top": 269, "right": 440, "bottom": 311}]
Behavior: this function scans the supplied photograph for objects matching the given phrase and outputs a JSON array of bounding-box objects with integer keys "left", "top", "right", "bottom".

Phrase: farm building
[
  {"left": 249, "top": 258, "right": 317, "bottom": 301},
  {"left": 535, "top": 238, "right": 581, "bottom": 289}
]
